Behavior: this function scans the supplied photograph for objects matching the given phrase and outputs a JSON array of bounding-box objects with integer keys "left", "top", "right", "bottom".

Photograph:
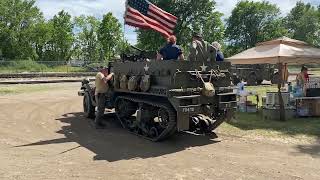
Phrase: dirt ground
[{"left": 0, "top": 83, "right": 319, "bottom": 180}]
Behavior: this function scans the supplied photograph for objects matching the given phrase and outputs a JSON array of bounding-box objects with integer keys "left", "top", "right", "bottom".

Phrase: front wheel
[
  {"left": 232, "top": 75, "right": 241, "bottom": 85},
  {"left": 83, "top": 92, "right": 95, "bottom": 119},
  {"left": 247, "top": 73, "right": 257, "bottom": 86},
  {"left": 271, "top": 72, "right": 280, "bottom": 84},
  {"left": 257, "top": 79, "right": 263, "bottom": 85}
]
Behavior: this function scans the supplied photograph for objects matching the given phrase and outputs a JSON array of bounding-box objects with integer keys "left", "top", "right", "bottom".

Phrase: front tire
[
  {"left": 232, "top": 75, "right": 241, "bottom": 85},
  {"left": 257, "top": 79, "right": 263, "bottom": 85},
  {"left": 271, "top": 72, "right": 280, "bottom": 84},
  {"left": 247, "top": 73, "right": 257, "bottom": 86},
  {"left": 83, "top": 92, "right": 95, "bottom": 119}
]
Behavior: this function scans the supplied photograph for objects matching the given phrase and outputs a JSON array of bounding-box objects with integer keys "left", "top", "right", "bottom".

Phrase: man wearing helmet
[{"left": 188, "top": 32, "right": 216, "bottom": 62}]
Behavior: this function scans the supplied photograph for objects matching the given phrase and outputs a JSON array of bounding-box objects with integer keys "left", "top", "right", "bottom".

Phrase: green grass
[
  {"left": 0, "top": 84, "right": 62, "bottom": 95},
  {"left": 0, "top": 60, "right": 86, "bottom": 73},
  {"left": 224, "top": 84, "right": 320, "bottom": 143},
  {"left": 219, "top": 113, "right": 320, "bottom": 143},
  {"left": 41, "top": 65, "right": 86, "bottom": 73},
  {"left": 243, "top": 85, "right": 278, "bottom": 106}
]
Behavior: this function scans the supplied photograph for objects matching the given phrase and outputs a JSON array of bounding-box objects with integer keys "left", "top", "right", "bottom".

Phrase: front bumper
[{"left": 173, "top": 92, "right": 237, "bottom": 131}]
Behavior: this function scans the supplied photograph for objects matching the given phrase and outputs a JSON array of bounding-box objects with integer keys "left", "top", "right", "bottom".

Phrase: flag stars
[{"left": 129, "top": 0, "right": 148, "bottom": 15}]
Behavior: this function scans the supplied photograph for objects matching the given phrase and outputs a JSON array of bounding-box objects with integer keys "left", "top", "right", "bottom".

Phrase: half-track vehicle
[
  {"left": 78, "top": 46, "right": 237, "bottom": 141},
  {"left": 231, "top": 64, "right": 279, "bottom": 86}
]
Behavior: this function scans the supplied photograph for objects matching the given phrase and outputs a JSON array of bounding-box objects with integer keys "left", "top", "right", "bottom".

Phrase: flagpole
[{"left": 123, "top": 0, "right": 128, "bottom": 52}]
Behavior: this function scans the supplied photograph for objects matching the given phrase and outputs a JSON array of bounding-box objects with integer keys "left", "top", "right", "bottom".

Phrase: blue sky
[{"left": 35, "top": 0, "right": 320, "bottom": 44}]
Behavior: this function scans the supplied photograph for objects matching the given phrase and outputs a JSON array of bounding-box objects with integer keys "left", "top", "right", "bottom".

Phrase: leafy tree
[
  {"left": 202, "top": 12, "right": 225, "bottom": 46},
  {"left": 0, "top": 0, "right": 42, "bottom": 60},
  {"left": 285, "top": 1, "right": 320, "bottom": 47},
  {"left": 225, "top": 0, "right": 288, "bottom": 56},
  {"left": 136, "top": 30, "right": 165, "bottom": 51},
  {"left": 136, "top": 0, "right": 225, "bottom": 53},
  {"left": 74, "top": 15, "right": 101, "bottom": 63},
  {"left": 98, "top": 12, "right": 122, "bottom": 61},
  {"left": 30, "top": 21, "right": 53, "bottom": 61},
  {"left": 48, "top": 10, "right": 74, "bottom": 62},
  {"left": 116, "top": 39, "right": 131, "bottom": 55}
]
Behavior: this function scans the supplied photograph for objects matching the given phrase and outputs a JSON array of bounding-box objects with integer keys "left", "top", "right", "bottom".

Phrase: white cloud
[
  {"left": 35, "top": 0, "right": 320, "bottom": 44},
  {"left": 215, "top": 0, "right": 319, "bottom": 20}
]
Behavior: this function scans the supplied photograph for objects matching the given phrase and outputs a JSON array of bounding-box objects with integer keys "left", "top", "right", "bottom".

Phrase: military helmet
[{"left": 192, "top": 31, "right": 202, "bottom": 38}]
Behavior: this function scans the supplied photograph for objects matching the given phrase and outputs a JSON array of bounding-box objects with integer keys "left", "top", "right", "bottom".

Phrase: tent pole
[{"left": 278, "top": 62, "right": 286, "bottom": 121}]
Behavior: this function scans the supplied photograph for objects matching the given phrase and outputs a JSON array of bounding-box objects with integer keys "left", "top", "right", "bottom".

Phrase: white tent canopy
[{"left": 226, "top": 37, "right": 320, "bottom": 65}]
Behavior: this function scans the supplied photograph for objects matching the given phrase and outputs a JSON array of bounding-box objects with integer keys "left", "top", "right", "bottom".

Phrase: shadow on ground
[
  {"left": 16, "top": 112, "right": 219, "bottom": 162},
  {"left": 227, "top": 113, "right": 320, "bottom": 158},
  {"left": 295, "top": 137, "right": 320, "bottom": 158}
]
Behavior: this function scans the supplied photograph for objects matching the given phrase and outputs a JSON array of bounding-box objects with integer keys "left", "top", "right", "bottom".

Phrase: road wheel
[
  {"left": 83, "top": 92, "right": 95, "bottom": 119},
  {"left": 232, "top": 75, "right": 241, "bottom": 85},
  {"left": 257, "top": 79, "right": 263, "bottom": 85},
  {"left": 247, "top": 73, "right": 257, "bottom": 86},
  {"left": 271, "top": 73, "right": 280, "bottom": 84}
]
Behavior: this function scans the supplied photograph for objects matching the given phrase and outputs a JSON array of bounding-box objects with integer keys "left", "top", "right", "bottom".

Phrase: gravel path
[{"left": 0, "top": 83, "right": 319, "bottom": 180}]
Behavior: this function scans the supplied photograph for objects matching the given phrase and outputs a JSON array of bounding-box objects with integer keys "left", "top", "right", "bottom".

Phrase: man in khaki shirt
[{"left": 94, "top": 66, "right": 114, "bottom": 129}]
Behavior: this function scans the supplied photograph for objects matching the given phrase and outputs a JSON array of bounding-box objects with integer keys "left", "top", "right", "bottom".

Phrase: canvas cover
[{"left": 226, "top": 37, "right": 320, "bottom": 65}]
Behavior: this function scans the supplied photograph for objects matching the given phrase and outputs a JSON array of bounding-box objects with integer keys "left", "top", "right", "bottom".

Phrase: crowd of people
[{"left": 156, "top": 32, "right": 224, "bottom": 62}]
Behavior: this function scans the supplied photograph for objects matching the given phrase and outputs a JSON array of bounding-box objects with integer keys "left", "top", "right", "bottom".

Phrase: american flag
[{"left": 124, "top": 0, "right": 178, "bottom": 38}]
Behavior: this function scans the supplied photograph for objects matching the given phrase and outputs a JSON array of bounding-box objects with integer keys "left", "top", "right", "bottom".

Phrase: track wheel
[
  {"left": 115, "top": 98, "right": 137, "bottom": 129},
  {"left": 271, "top": 72, "right": 280, "bottom": 84},
  {"left": 247, "top": 73, "right": 257, "bottom": 86},
  {"left": 149, "top": 127, "right": 159, "bottom": 138},
  {"left": 257, "top": 79, "right": 263, "bottom": 85},
  {"left": 232, "top": 75, "right": 241, "bottom": 85},
  {"left": 83, "top": 92, "right": 95, "bottom": 119},
  {"left": 157, "top": 108, "right": 170, "bottom": 129}
]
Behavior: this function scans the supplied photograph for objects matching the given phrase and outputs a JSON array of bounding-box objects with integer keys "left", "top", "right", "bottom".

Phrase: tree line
[
  {"left": 0, "top": 0, "right": 125, "bottom": 63},
  {"left": 0, "top": 0, "right": 319, "bottom": 63}
]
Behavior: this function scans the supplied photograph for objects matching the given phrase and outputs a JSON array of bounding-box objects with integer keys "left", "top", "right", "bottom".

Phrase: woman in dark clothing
[{"left": 157, "top": 35, "right": 184, "bottom": 61}]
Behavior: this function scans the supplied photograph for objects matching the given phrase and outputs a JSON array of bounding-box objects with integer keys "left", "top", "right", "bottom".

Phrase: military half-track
[
  {"left": 78, "top": 47, "right": 237, "bottom": 141},
  {"left": 231, "top": 64, "right": 278, "bottom": 86}
]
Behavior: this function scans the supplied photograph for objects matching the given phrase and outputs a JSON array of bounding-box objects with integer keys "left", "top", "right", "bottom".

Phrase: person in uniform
[
  {"left": 157, "top": 35, "right": 184, "bottom": 61},
  {"left": 94, "top": 66, "right": 114, "bottom": 129},
  {"left": 212, "top": 41, "right": 224, "bottom": 61},
  {"left": 188, "top": 32, "right": 216, "bottom": 62}
]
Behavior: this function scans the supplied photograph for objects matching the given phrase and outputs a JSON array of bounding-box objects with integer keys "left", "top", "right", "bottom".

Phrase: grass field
[
  {"left": 0, "top": 60, "right": 87, "bottom": 73},
  {"left": 219, "top": 112, "right": 320, "bottom": 143},
  {"left": 0, "top": 84, "right": 64, "bottom": 95},
  {"left": 220, "top": 84, "right": 320, "bottom": 143},
  {"left": 0, "top": 65, "right": 86, "bottom": 73},
  {"left": 245, "top": 85, "right": 278, "bottom": 106}
]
